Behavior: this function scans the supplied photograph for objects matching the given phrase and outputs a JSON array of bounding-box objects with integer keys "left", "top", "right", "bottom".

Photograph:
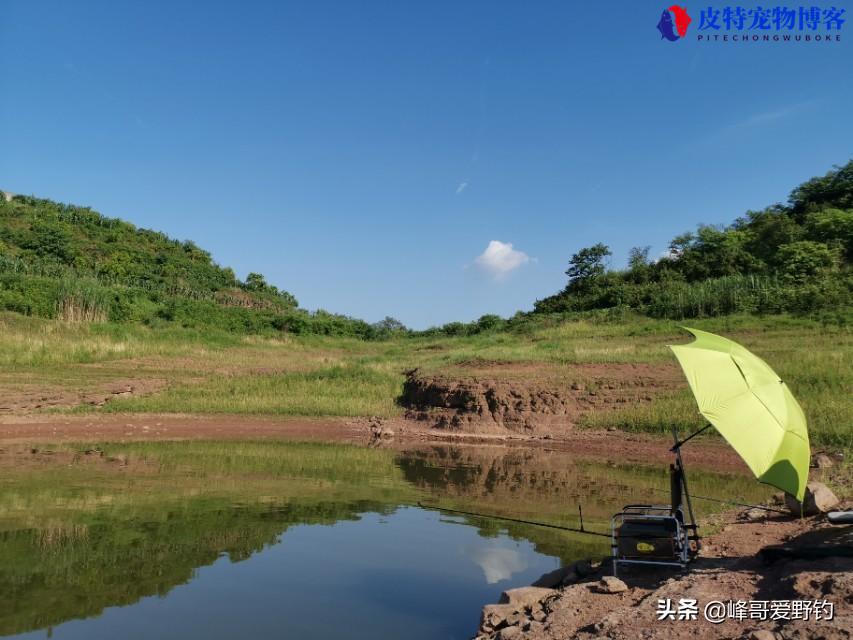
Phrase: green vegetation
[
  {"left": 532, "top": 161, "right": 852, "bottom": 321},
  {"left": 3, "top": 161, "right": 852, "bottom": 343},
  {"left": 0, "top": 194, "right": 385, "bottom": 338},
  {"left": 1, "top": 310, "right": 849, "bottom": 448},
  {"left": 0, "top": 165, "right": 849, "bottom": 450}
]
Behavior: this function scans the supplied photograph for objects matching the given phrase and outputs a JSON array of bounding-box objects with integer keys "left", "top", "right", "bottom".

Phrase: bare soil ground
[
  {"left": 0, "top": 413, "right": 366, "bottom": 445},
  {"left": 475, "top": 509, "right": 852, "bottom": 640},
  {"left": 0, "top": 377, "right": 167, "bottom": 413},
  {"left": 0, "top": 412, "right": 754, "bottom": 475}
]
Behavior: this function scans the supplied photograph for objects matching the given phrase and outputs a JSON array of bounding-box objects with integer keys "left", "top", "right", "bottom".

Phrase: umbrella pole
[{"left": 670, "top": 426, "right": 699, "bottom": 542}]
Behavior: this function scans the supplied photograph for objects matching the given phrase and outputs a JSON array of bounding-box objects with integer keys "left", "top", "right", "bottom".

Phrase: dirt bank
[
  {"left": 0, "top": 412, "right": 757, "bottom": 474},
  {"left": 400, "top": 362, "right": 681, "bottom": 435},
  {"left": 0, "top": 413, "right": 366, "bottom": 445},
  {"left": 474, "top": 509, "right": 852, "bottom": 640}
]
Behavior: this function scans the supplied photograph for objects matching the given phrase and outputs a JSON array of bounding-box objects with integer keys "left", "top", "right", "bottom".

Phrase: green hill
[
  {"left": 532, "top": 160, "right": 853, "bottom": 320},
  {"left": 0, "top": 194, "right": 379, "bottom": 337}
]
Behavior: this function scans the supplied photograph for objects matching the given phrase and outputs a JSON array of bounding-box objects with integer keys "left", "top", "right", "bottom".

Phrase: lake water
[{"left": 0, "top": 441, "right": 768, "bottom": 639}]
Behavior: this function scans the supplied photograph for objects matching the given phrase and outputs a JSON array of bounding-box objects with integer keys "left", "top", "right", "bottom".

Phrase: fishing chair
[{"left": 611, "top": 429, "right": 701, "bottom": 576}]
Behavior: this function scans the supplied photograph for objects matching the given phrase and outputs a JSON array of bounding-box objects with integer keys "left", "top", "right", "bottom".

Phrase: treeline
[
  {"left": 532, "top": 161, "right": 852, "bottom": 320},
  {"left": 0, "top": 195, "right": 382, "bottom": 337},
  {"left": 2, "top": 160, "right": 851, "bottom": 339}
]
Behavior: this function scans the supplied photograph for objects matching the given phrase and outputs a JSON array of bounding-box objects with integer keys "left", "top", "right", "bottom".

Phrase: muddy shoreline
[{"left": 0, "top": 412, "right": 758, "bottom": 474}]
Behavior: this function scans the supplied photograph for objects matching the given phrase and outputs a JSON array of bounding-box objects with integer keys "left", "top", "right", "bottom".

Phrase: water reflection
[
  {"left": 0, "top": 441, "right": 770, "bottom": 639},
  {"left": 466, "top": 543, "right": 529, "bottom": 584}
]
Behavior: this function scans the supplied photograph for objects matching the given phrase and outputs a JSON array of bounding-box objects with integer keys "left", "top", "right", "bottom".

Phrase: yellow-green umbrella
[{"left": 670, "top": 328, "right": 810, "bottom": 502}]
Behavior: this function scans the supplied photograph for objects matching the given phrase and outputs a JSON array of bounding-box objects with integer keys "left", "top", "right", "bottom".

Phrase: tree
[
  {"left": 565, "top": 243, "right": 611, "bottom": 291},
  {"left": 372, "top": 316, "right": 407, "bottom": 334},
  {"left": 628, "top": 246, "right": 651, "bottom": 269},
  {"left": 277, "top": 290, "right": 299, "bottom": 308},
  {"left": 24, "top": 222, "right": 74, "bottom": 262},
  {"left": 244, "top": 272, "right": 268, "bottom": 292},
  {"left": 475, "top": 314, "right": 505, "bottom": 332},
  {"left": 789, "top": 160, "right": 853, "bottom": 220},
  {"left": 739, "top": 207, "right": 801, "bottom": 266},
  {"left": 805, "top": 208, "right": 853, "bottom": 261},
  {"left": 775, "top": 240, "right": 839, "bottom": 282}
]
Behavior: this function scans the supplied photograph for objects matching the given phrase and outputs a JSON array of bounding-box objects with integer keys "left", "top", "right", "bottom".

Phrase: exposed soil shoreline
[
  {"left": 0, "top": 412, "right": 757, "bottom": 474},
  {"left": 474, "top": 506, "right": 852, "bottom": 640}
]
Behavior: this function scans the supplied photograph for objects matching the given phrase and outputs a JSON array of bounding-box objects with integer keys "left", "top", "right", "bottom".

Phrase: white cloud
[
  {"left": 474, "top": 240, "right": 531, "bottom": 279},
  {"left": 466, "top": 544, "right": 528, "bottom": 584},
  {"left": 456, "top": 181, "right": 469, "bottom": 194}
]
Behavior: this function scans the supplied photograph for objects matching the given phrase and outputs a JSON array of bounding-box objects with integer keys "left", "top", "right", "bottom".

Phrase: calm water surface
[{"left": 0, "top": 441, "right": 768, "bottom": 639}]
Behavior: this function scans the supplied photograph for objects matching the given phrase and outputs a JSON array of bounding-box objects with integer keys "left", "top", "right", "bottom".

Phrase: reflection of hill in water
[
  {"left": 0, "top": 442, "right": 770, "bottom": 636},
  {"left": 394, "top": 445, "right": 771, "bottom": 564},
  {"left": 0, "top": 499, "right": 393, "bottom": 637}
]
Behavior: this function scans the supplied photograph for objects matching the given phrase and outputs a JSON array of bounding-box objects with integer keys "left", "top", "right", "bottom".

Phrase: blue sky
[{"left": 1, "top": 1, "right": 850, "bottom": 328}]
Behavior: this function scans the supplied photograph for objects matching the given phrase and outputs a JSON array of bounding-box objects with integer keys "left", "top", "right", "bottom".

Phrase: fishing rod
[
  {"left": 647, "top": 487, "right": 789, "bottom": 515},
  {"left": 416, "top": 502, "right": 611, "bottom": 539}
]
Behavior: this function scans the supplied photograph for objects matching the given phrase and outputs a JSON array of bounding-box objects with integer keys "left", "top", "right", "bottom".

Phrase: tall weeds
[{"left": 54, "top": 278, "right": 110, "bottom": 323}]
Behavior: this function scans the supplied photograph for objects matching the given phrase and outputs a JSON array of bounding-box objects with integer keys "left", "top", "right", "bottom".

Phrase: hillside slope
[
  {"left": 532, "top": 160, "right": 853, "bottom": 320},
  {"left": 0, "top": 194, "right": 377, "bottom": 336}
]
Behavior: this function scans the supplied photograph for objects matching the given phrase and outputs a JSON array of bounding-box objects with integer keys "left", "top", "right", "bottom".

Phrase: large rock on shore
[
  {"left": 479, "top": 604, "right": 518, "bottom": 632},
  {"left": 498, "top": 586, "right": 555, "bottom": 608},
  {"left": 785, "top": 481, "right": 839, "bottom": 515},
  {"left": 594, "top": 576, "right": 628, "bottom": 594}
]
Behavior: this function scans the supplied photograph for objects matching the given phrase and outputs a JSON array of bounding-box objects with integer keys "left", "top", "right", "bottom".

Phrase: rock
[
  {"left": 595, "top": 576, "right": 628, "bottom": 594},
  {"left": 785, "top": 481, "right": 839, "bottom": 515},
  {"left": 742, "top": 508, "right": 766, "bottom": 521},
  {"left": 524, "top": 620, "right": 544, "bottom": 633},
  {"left": 504, "top": 610, "right": 526, "bottom": 627},
  {"left": 598, "top": 611, "right": 623, "bottom": 630},
  {"left": 748, "top": 630, "right": 777, "bottom": 640},
  {"left": 811, "top": 453, "right": 834, "bottom": 468},
  {"left": 480, "top": 604, "right": 516, "bottom": 631},
  {"left": 496, "top": 627, "right": 521, "bottom": 640},
  {"left": 498, "top": 587, "right": 555, "bottom": 608}
]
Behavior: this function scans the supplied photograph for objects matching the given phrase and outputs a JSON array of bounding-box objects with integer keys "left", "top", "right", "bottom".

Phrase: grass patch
[
  {"left": 105, "top": 363, "right": 403, "bottom": 416},
  {"left": 0, "top": 311, "right": 849, "bottom": 448}
]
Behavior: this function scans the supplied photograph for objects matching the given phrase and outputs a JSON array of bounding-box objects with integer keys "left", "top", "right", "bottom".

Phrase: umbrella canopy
[{"left": 670, "top": 328, "right": 810, "bottom": 502}]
